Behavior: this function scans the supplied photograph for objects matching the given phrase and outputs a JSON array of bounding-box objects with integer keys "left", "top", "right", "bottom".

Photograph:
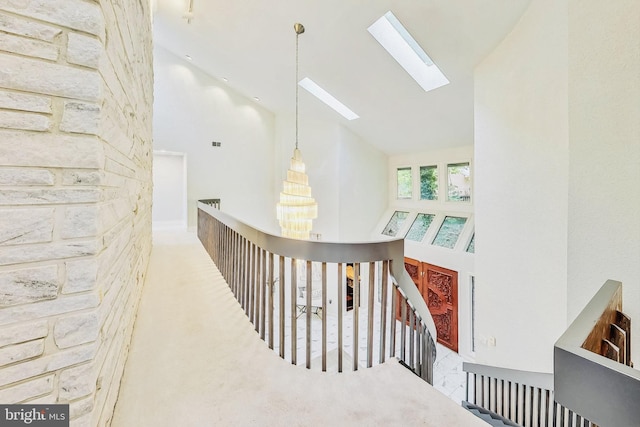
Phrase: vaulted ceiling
[{"left": 153, "top": 0, "right": 530, "bottom": 155}]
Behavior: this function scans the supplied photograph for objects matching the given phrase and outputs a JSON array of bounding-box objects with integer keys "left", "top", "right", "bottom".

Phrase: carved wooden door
[
  {"left": 402, "top": 258, "right": 458, "bottom": 352},
  {"left": 424, "top": 263, "right": 458, "bottom": 352}
]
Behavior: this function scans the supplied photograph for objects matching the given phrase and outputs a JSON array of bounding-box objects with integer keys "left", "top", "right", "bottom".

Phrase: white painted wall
[
  {"left": 474, "top": 0, "right": 569, "bottom": 372},
  {"left": 338, "top": 126, "right": 388, "bottom": 242},
  {"left": 152, "top": 152, "right": 187, "bottom": 229},
  {"left": 154, "top": 46, "right": 276, "bottom": 231},
  {"left": 567, "top": 0, "right": 640, "bottom": 356},
  {"left": 386, "top": 146, "right": 476, "bottom": 359}
]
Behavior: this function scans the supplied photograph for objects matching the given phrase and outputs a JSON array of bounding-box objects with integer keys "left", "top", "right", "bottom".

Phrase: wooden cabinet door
[{"left": 424, "top": 263, "right": 458, "bottom": 352}]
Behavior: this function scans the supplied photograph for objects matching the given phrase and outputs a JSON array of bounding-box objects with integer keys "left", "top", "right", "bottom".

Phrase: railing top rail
[
  {"left": 198, "top": 201, "right": 437, "bottom": 343},
  {"left": 199, "top": 202, "right": 404, "bottom": 262},
  {"left": 463, "top": 362, "right": 554, "bottom": 390}
]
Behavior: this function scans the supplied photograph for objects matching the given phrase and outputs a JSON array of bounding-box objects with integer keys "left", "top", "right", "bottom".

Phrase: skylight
[
  {"left": 368, "top": 11, "right": 449, "bottom": 92},
  {"left": 298, "top": 77, "right": 359, "bottom": 120}
]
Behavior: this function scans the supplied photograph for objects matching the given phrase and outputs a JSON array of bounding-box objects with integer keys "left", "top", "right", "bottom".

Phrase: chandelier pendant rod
[{"left": 294, "top": 23, "right": 304, "bottom": 150}]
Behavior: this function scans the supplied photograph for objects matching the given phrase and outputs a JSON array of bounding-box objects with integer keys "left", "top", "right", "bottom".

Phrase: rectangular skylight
[
  {"left": 368, "top": 11, "right": 449, "bottom": 92},
  {"left": 298, "top": 77, "right": 359, "bottom": 120}
]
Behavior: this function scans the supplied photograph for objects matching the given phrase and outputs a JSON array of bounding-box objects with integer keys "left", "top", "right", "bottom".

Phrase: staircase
[
  {"left": 463, "top": 402, "right": 519, "bottom": 427},
  {"left": 464, "top": 280, "right": 639, "bottom": 427}
]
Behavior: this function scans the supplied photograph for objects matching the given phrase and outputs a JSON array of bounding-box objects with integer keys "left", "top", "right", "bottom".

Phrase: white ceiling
[{"left": 153, "top": 0, "right": 530, "bottom": 155}]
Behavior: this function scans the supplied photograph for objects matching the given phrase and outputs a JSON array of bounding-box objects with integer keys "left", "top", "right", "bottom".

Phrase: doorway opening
[{"left": 152, "top": 151, "right": 187, "bottom": 230}]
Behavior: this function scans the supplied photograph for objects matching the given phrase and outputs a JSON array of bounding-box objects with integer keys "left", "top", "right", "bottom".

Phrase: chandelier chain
[{"left": 295, "top": 28, "right": 299, "bottom": 149}]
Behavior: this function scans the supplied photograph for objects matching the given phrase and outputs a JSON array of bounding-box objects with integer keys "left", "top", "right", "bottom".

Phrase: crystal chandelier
[{"left": 276, "top": 23, "right": 318, "bottom": 240}]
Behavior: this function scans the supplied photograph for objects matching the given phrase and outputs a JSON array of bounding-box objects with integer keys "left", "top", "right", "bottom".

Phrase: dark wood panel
[{"left": 581, "top": 286, "right": 622, "bottom": 355}]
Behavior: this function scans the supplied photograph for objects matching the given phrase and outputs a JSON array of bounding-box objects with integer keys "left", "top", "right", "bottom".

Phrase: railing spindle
[
  {"left": 528, "top": 386, "right": 533, "bottom": 427},
  {"left": 465, "top": 372, "right": 470, "bottom": 402},
  {"left": 400, "top": 295, "right": 407, "bottom": 362},
  {"left": 240, "top": 238, "right": 245, "bottom": 310},
  {"left": 537, "top": 387, "right": 542, "bottom": 427},
  {"left": 252, "top": 243, "right": 257, "bottom": 324},
  {"left": 243, "top": 238, "right": 248, "bottom": 313},
  {"left": 489, "top": 376, "right": 494, "bottom": 409},
  {"left": 231, "top": 232, "right": 237, "bottom": 296},
  {"left": 545, "top": 389, "right": 550, "bottom": 427},
  {"left": 226, "top": 227, "right": 231, "bottom": 281},
  {"left": 500, "top": 379, "right": 505, "bottom": 416},
  {"left": 353, "top": 262, "right": 360, "bottom": 371},
  {"left": 337, "top": 263, "right": 343, "bottom": 373},
  {"left": 390, "top": 283, "right": 397, "bottom": 359},
  {"left": 238, "top": 237, "right": 244, "bottom": 306},
  {"left": 306, "top": 260, "right": 312, "bottom": 369},
  {"left": 419, "top": 321, "right": 426, "bottom": 380},
  {"left": 268, "top": 252, "right": 274, "bottom": 349},
  {"left": 321, "top": 262, "right": 327, "bottom": 372},
  {"left": 367, "top": 262, "right": 375, "bottom": 368},
  {"left": 279, "top": 255, "right": 285, "bottom": 359},
  {"left": 379, "top": 260, "right": 388, "bottom": 364},
  {"left": 260, "top": 249, "right": 266, "bottom": 340},
  {"left": 291, "top": 258, "right": 297, "bottom": 366},
  {"left": 409, "top": 307, "right": 415, "bottom": 370},
  {"left": 420, "top": 319, "right": 425, "bottom": 377},
  {"left": 515, "top": 383, "right": 520, "bottom": 425}
]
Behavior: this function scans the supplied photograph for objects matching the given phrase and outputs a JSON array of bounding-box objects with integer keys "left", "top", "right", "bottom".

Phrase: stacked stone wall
[{"left": 0, "top": 1, "right": 153, "bottom": 425}]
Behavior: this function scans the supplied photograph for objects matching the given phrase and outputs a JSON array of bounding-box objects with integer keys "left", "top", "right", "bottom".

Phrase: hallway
[{"left": 111, "top": 230, "right": 480, "bottom": 426}]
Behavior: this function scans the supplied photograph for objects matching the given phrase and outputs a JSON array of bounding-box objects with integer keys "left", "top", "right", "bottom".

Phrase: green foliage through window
[
  {"left": 406, "top": 213, "right": 435, "bottom": 242},
  {"left": 420, "top": 165, "right": 438, "bottom": 200},
  {"left": 447, "top": 162, "right": 471, "bottom": 201},
  {"left": 466, "top": 234, "right": 475, "bottom": 253},
  {"left": 433, "top": 216, "right": 467, "bottom": 249},
  {"left": 382, "top": 211, "right": 409, "bottom": 237},
  {"left": 397, "top": 167, "right": 412, "bottom": 199}
]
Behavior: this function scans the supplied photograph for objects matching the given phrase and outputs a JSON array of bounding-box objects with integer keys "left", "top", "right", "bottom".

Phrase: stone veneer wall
[{"left": 0, "top": 1, "right": 153, "bottom": 425}]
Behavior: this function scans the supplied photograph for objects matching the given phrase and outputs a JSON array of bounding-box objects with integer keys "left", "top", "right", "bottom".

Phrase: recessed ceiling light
[
  {"left": 368, "top": 11, "right": 449, "bottom": 92},
  {"left": 298, "top": 77, "right": 359, "bottom": 120},
  {"left": 222, "top": 77, "right": 228, "bottom": 82},
  {"left": 253, "top": 97, "right": 260, "bottom": 101},
  {"left": 185, "top": 55, "right": 192, "bottom": 60}
]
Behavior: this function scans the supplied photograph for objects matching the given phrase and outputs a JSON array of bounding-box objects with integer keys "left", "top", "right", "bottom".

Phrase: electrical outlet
[
  {"left": 211, "top": 141, "right": 222, "bottom": 147},
  {"left": 488, "top": 336, "right": 496, "bottom": 347}
]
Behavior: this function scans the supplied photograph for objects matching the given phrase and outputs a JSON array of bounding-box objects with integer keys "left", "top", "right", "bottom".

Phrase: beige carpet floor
[{"left": 111, "top": 230, "right": 484, "bottom": 426}]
